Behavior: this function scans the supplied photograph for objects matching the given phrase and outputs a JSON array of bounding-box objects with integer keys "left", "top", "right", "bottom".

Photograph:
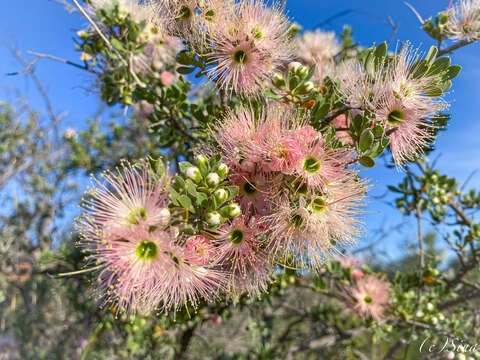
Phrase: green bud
[
  {"left": 272, "top": 72, "right": 285, "bottom": 88},
  {"left": 214, "top": 189, "right": 228, "bottom": 203},
  {"left": 297, "top": 81, "right": 315, "bottom": 94},
  {"left": 195, "top": 154, "right": 208, "bottom": 165},
  {"left": 288, "top": 62, "right": 308, "bottom": 77},
  {"left": 216, "top": 163, "right": 229, "bottom": 178},
  {"left": 221, "top": 203, "right": 241, "bottom": 218},
  {"left": 206, "top": 172, "right": 220, "bottom": 187},
  {"left": 186, "top": 166, "right": 202, "bottom": 183},
  {"left": 206, "top": 211, "right": 222, "bottom": 226},
  {"left": 77, "top": 30, "right": 89, "bottom": 40}
]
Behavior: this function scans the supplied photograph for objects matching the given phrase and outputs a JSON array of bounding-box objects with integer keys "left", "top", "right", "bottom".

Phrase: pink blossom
[
  {"left": 352, "top": 269, "right": 365, "bottom": 280},
  {"left": 349, "top": 275, "right": 390, "bottom": 320},
  {"left": 160, "top": 71, "right": 175, "bottom": 85}
]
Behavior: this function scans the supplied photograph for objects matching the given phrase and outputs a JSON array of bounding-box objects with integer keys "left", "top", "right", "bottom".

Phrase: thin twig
[{"left": 437, "top": 38, "right": 478, "bottom": 56}]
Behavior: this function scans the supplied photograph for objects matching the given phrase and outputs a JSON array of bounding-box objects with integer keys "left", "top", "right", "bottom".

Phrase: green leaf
[
  {"left": 441, "top": 80, "right": 452, "bottom": 91},
  {"left": 426, "top": 57, "right": 451, "bottom": 76},
  {"left": 425, "top": 45, "right": 438, "bottom": 65},
  {"left": 111, "top": 38, "right": 126, "bottom": 52},
  {"left": 178, "top": 195, "right": 195, "bottom": 213},
  {"left": 412, "top": 59, "right": 430, "bottom": 79},
  {"left": 185, "top": 179, "right": 198, "bottom": 197},
  {"left": 359, "top": 129, "right": 374, "bottom": 153},
  {"left": 265, "top": 88, "right": 283, "bottom": 100},
  {"left": 424, "top": 85, "right": 443, "bottom": 97},
  {"left": 177, "top": 66, "right": 195, "bottom": 75},
  {"left": 445, "top": 65, "right": 461, "bottom": 80},
  {"left": 209, "top": 154, "right": 222, "bottom": 169},
  {"left": 176, "top": 50, "right": 194, "bottom": 65},
  {"left": 375, "top": 42, "right": 387, "bottom": 58},
  {"left": 351, "top": 114, "right": 365, "bottom": 134},
  {"left": 225, "top": 186, "right": 239, "bottom": 202},
  {"left": 372, "top": 125, "right": 384, "bottom": 137},
  {"left": 358, "top": 156, "right": 375, "bottom": 168}
]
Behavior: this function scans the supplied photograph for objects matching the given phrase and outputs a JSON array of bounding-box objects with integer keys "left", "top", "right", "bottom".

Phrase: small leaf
[
  {"left": 265, "top": 88, "right": 283, "bottom": 100},
  {"left": 358, "top": 156, "right": 375, "bottom": 168},
  {"left": 351, "top": 114, "right": 365, "bottom": 134},
  {"left": 424, "top": 86, "right": 443, "bottom": 97},
  {"left": 445, "top": 65, "right": 461, "bottom": 80},
  {"left": 359, "top": 129, "right": 374, "bottom": 153},
  {"left": 111, "top": 38, "right": 126, "bottom": 52},
  {"left": 178, "top": 195, "right": 195, "bottom": 213},
  {"left": 412, "top": 59, "right": 430, "bottom": 79},
  {"left": 425, "top": 45, "right": 438, "bottom": 65},
  {"left": 426, "top": 57, "right": 451, "bottom": 76},
  {"left": 177, "top": 66, "right": 195, "bottom": 75},
  {"left": 374, "top": 42, "right": 387, "bottom": 60},
  {"left": 225, "top": 186, "right": 239, "bottom": 202}
]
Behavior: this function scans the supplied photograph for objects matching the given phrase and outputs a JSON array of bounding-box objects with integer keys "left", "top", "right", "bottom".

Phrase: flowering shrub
[{"left": 3, "top": 0, "right": 480, "bottom": 359}]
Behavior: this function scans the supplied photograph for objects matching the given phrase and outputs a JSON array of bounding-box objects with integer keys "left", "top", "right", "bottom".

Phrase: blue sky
[{"left": 1, "top": 0, "right": 479, "bottom": 257}]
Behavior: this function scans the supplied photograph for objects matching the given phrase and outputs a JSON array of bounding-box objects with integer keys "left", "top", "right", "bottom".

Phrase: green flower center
[
  {"left": 387, "top": 109, "right": 404, "bottom": 125},
  {"left": 291, "top": 214, "right": 304, "bottom": 229},
  {"left": 303, "top": 156, "right": 321, "bottom": 174},
  {"left": 242, "top": 180, "right": 258, "bottom": 196},
  {"left": 233, "top": 49, "right": 248, "bottom": 64},
  {"left": 230, "top": 229, "right": 244, "bottom": 245},
  {"left": 135, "top": 240, "right": 158, "bottom": 261},
  {"left": 180, "top": 6, "right": 192, "bottom": 21},
  {"left": 312, "top": 197, "right": 327, "bottom": 213},
  {"left": 363, "top": 295, "right": 373, "bottom": 304},
  {"left": 126, "top": 207, "right": 147, "bottom": 224}
]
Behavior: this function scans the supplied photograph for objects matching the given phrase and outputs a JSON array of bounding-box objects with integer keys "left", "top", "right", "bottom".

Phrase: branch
[
  {"left": 320, "top": 105, "right": 351, "bottom": 124},
  {"left": 437, "top": 38, "right": 478, "bottom": 56}
]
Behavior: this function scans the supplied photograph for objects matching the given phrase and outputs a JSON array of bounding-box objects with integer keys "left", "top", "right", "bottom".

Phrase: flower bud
[
  {"left": 221, "top": 203, "right": 241, "bottom": 218},
  {"left": 77, "top": 30, "right": 89, "bottom": 40},
  {"left": 158, "top": 208, "right": 171, "bottom": 226},
  {"left": 214, "top": 189, "right": 228, "bottom": 203},
  {"left": 195, "top": 154, "right": 208, "bottom": 165},
  {"left": 288, "top": 61, "right": 303, "bottom": 73},
  {"left": 206, "top": 211, "right": 222, "bottom": 226},
  {"left": 272, "top": 72, "right": 285, "bottom": 88},
  {"left": 216, "top": 163, "right": 229, "bottom": 178},
  {"left": 297, "top": 81, "right": 315, "bottom": 94},
  {"left": 206, "top": 172, "right": 220, "bottom": 187},
  {"left": 426, "top": 302, "right": 434, "bottom": 312},
  {"left": 186, "top": 166, "right": 202, "bottom": 183},
  {"left": 351, "top": 269, "right": 364, "bottom": 280}
]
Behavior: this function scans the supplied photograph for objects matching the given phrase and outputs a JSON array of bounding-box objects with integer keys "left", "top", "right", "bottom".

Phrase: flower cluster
[
  {"left": 337, "top": 44, "right": 459, "bottom": 164},
  {"left": 213, "top": 103, "right": 368, "bottom": 270}
]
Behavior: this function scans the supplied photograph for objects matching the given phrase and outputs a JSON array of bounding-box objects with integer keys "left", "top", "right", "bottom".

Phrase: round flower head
[
  {"left": 81, "top": 227, "right": 174, "bottom": 314},
  {"left": 294, "top": 137, "right": 354, "bottom": 193},
  {"left": 446, "top": 0, "right": 480, "bottom": 41},
  {"left": 229, "top": 165, "right": 274, "bottom": 216},
  {"left": 208, "top": 0, "right": 293, "bottom": 95},
  {"left": 213, "top": 216, "right": 273, "bottom": 297},
  {"left": 80, "top": 159, "right": 172, "bottom": 233},
  {"left": 265, "top": 178, "right": 366, "bottom": 270},
  {"left": 185, "top": 235, "right": 216, "bottom": 266},
  {"left": 156, "top": 234, "right": 225, "bottom": 313},
  {"left": 376, "top": 95, "right": 434, "bottom": 164},
  {"left": 295, "top": 29, "right": 340, "bottom": 66},
  {"left": 295, "top": 29, "right": 339, "bottom": 81},
  {"left": 349, "top": 275, "right": 390, "bottom": 320}
]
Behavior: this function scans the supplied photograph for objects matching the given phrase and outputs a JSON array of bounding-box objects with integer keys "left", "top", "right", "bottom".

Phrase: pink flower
[
  {"left": 294, "top": 138, "right": 354, "bottom": 193},
  {"left": 349, "top": 275, "right": 390, "bottom": 320},
  {"left": 213, "top": 216, "right": 273, "bottom": 297},
  {"left": 213, "top": 315, "right": 222, "bottom": 325},
  {"left": 332, "top": 114, "right": 354, "bottom": 145},
  {"left": 446, "top": 0, "right": 480, "bottom": 41},
  {"left": 80, "top": 160, "right": 171, "bottom": 233},
  {"left": 185, "top": 235, "right": 216, "bottom": 265},
  {"left": 160, "top": 71, "right": 175, "bottom": 85},
  {"left": 64, "top": 128, "right": 77, "bottom": 139},
  {"left": 208, "top": 0, "right": 292, "bottom": 94},
  {"left": 336, "top": 256, "right": 361, "bottom": 270},
  {"left": 352, "top": 269, "right": 365, "bottom": 280}
]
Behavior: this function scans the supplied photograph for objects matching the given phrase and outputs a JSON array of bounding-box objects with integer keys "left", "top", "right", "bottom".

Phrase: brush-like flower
[
  {"left": 376, "top": 95, "right": 434, "bottom": 164},
  {"left": 80, "top": 160, "right": 171, "bottom": 233},
  {"left": 229, "top": 165, "right": 273, "bottom": 216},
  {"left": 208, "top": 0, "right": 292, "bottom": 95},
  {"left": 349, "top": 275, "right": 390, "bottom": 320},
  {"left": 295, "top": 29, "right": 339, "bottom": 80},
  {"left": 157, "top": 233, "right": 225, "bottom": 312},
  {"left": 265, "top": 178, "right": 366, "bottom": 269},
  {"left": 446, "top": 0, "right": 480, "bottom": 41},
  {"left": 89, "top": 0, "right": 153, "bottom": 23},
  {"left": 213, "top": 216, "right": 273, "bottom": 297},
  {"left": 294, "top": 138, "right": 354, "bottom": 193}
]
